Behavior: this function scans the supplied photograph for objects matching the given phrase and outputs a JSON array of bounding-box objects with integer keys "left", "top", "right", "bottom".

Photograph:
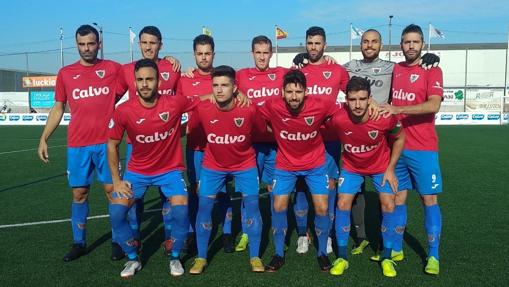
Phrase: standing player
[
  {"left": 107, "top": 59, "right": 207, "bottom": 277},
  {"left": 179, "top": 34, "right": 236, "bottom": 253},
  {"left": 236, "top": 35, "right": 289, "bottom": 251},
  {"left": 189, "top": 66, "right": 264, "bottom": 274},
  {"left": 37, "top": 25, "right": 122, "bottom": 262},
  {"left": 326, "top": 76, "right": 405, "bottom": 277},
  {"left": 115, "top": 26, "right": 181, "bottom": 256},
  {"left": 260, "top": 70, "right": 341, "bottom": 272},
  {"left": 380, "top": 24, "right": 444, "bottom": 275},
  {"left": 294, "top": 26, "right": 349, "bottom": 254}
]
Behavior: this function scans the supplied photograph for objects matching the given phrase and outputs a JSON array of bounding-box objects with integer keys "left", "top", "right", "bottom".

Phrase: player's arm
[
  {"left": 37, "top": 101, "right": 65, "bottom": 163},
  {"left": 380, "top": 95, "right": 442, "bottom": 116},
  {"left": 162, "top": 55, "right": 181, "bottom": 72},
  {"left": 383, "top": 126, "right": 406, "bottom": 193},
  {"left": 107, "top": 138, "right": 132, "bottom": 199}
]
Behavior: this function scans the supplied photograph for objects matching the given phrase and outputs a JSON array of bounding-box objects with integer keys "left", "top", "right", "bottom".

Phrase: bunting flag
[
  {"left": 276, "top": 27, "right": 288, "bottom": 40},
  {"left": 351, "top": 26, "right": 364, "bottom": 39},
  {"left": 202, "top": 26, "right": 212, "bottom": 36},
  {"left": 429, "top": 24, "right": 445, "bottom": 38}
]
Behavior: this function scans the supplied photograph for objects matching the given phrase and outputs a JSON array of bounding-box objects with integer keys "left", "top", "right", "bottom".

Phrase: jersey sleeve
[
  {"left": 338, "top": 64, "right": 350, "bottom": 93},
  {"left": 54, "top": 70, "right": 67, "bottom": 103},
  {"left": 324, "top": 98, "right": 343, "bottom": 118},
  {"left": 427, "top": 67, "right": 443, "bottom": 99},
  {"left": 115, "top": 66, "right": 129, "bottom": 97},
  {"left": 108, "top": 110, "right": 125, "bottom": 141},
  {"left": 255, "top": 97, "right": 272, "bottom": 120},
  {"left": 177, "top": 94, "right": 201, "bottom": 113}
]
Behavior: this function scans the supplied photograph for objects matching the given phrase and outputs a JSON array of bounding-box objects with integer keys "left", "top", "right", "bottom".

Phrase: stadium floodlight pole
[
  {"left": 92, "top": 22, "right": 104, "bottom": 59},
  {"left": 60, "top": 27, "right": 64, "bottom": 67},
  {"left": 388, "top": 15, "right": 393, "bottom": 61}
]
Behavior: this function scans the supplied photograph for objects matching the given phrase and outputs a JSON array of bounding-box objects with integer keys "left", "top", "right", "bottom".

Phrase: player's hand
[
  {"left": 382, "top": 169, "right": 398, "bottom": 194},
  {"left": 38, "top": 139, "right": 49, "bottom": 163},
  {"left": 163, "top": 56, "right": 181, "bottom": 72},
  {"left": 324, "top": 55, "right": 337, "bottom": 65},
  {"left": 378, "top": 103, "right": 399, "bottom": 116},
  {"left": 235, "top": 91, "right": 251, "bottom": 107},
  {"left": 368, "top": 99, "right": 381, "bottom": 121},
  {"left": 419, "top": 53, "right": 440, "bottom": 70},
  {"left": 183, "top": 67, "right": 195, "bottom": 78},
  {"left": 113, "top": 180, "right": 133, "bottom": 199},
  {"left": 292, "top": 53, "right": 309, "bottom": 68}
]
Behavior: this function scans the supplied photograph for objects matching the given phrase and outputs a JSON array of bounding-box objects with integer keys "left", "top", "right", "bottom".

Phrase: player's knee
[
  {"left": 336, "top": 199, "right": 351, "bottom": 211},
  {"left": 72, "top": 188, "right": 89, "bottom": 202},
  {"left": 421, "top": 194, "right": 438, "bottom": 206},
  {"left": 395, "top": 190, "right": 407, "bottom": 205},
  {"left": 380, "top": 200, "right": 395, "bottom": 213},
  {"left": 314, "top": 203, "right": 328, "bottom": 216}
]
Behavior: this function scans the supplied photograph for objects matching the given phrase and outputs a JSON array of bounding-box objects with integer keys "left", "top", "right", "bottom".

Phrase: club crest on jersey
[
  {"left": 95, "top": 70, "right": 105, "bottom": 78},
  {"left": 268, "top": 73, "right": 276, "bottom": 81},
  {"left": 234, "top": 117, "right": 244, "bottom": 127},
  {"left": 304, "top": 116, "right": 314, "bottom": 126},
  {"left": 159, "top": 112, "right": 169, "bottom": 122},
  {"left": 372, "top": 68, "right": 381, "bottom": 74},
  {"left": 410, "top": 74, "right": 419, "bottom": 83},
  {"left": 160, "top": 72, "right": 169, "bottom": 81},
  {"left": 323, "top": 71, "right": 332, "bottom": 79},
  {"left": 368, "top": 130, "right": 378, "bottom": 140}
]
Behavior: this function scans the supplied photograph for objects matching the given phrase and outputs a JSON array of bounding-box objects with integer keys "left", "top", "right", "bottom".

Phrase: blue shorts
[
  {"left": 119, "top": 170, "right": 188, "bottom": 199},
  {"left": 254, "top": 143, "right": 277, "bottom": 185},
  {"left": 199, "top": 167, "right": 259, "bottom": 197},
  {"left": 67, "top": 143, "right": 112, "bottom": 187},
  {"left": 186, "top": 148, "right": 204, "bottom": 185},
  {"left": 396, "top": 150, "right": 443, "bottom": 195},
  {"left": 272, "top": 164, "right": 329, "bottom": 196},
  {"left": 338, "top": 169, "right": 393, "bottom": 194},
  {"left": 324, "top": 141, "right": 340, "bottom": 180}
]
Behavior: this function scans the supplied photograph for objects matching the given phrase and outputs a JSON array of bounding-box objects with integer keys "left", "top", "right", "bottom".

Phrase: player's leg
[
  {"left": 305, "top": 164, "right": 332, "bottom": 271},
  {"left": 183, "top": 148, "right": 203, "bottom": 254},
  {"left": 350, "top": 183, "right": 369, "bottom": 255},
  {"left": 123, "top": 143, "right": 144, "bottom": 247},
  {"left": 293, "top": 179, "right": 309, "bottom": 253},
  {"left": 234, "top": 168, "right": 264, "bottom": 272},
  {"left": 265, "top": 168, "right": 295, "bottom": 272},
  {"left": 190, "top": 167, "right": 225, "bottom": 274},
  {"left": 330, "top": 169, "right": 361, "bottom": 275},
  {"left": 324, "top": 141, "right": 341, "bottom": 255},
  {"left": 217, "top": 189, "right": 234, "bottom": 253},
  {"left": 64, "top": 146, "right": 95, "bottom": 262}
]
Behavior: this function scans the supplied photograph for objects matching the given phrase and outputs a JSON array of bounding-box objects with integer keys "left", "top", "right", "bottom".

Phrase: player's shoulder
[
  {"left": 100, "top": 59, "right": 122, "bottom": 70},
  {"left": 59, "top": 61, "right": 82, "bottom": 74},
  {"left": 158, "top": 59, "right": 180, "bottom": 73}
]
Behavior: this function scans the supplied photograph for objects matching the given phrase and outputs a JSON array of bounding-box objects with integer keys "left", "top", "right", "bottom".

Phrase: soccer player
[
  {"left": 189, "top": 65, "right": 264, "bottom": 274},
  {"left": 107, "top": 59, "right": 206, "bottom": 277},
  {"left": 380, "top": 24, "right": 444, "bottom": 275},
  {"left": 294, "top": 26, "right": 350, "bottom": 254},
  {"left": 115, "top": 25, "right": 181, "bottom": 256},
  {"left": 236, "top": 35, "right": 289, "bottom": 252},
  {"left": 178, "top": 34, "right": 236, "bottom": 253},
  {"left": 326, "top": 76, "right": 405, "bottom": 277},
  {"left": 259, "top": 70, "right": 341, "bottom": 272},
  {"left": 37, "top": 24, "right": 122, "bottom": 262}
]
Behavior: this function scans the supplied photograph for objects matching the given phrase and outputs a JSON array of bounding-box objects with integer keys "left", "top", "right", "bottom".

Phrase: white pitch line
[{"left": 0, "top": 144, "right": 67, "bottom": 155}]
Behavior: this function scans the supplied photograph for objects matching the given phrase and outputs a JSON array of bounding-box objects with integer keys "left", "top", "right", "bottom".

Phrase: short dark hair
[
  {"left": 193, "top": 34, "right": 215, "bottom": 52},
  {"left": 362, "top": 29, "right": 382, "bottom": 41},
  {"left": 139, "top": 26, "right": 162, "bottom": 42},
  {"left": 346, "top": 76, "right": 371, "bottom": 96},
  {"left": 251, "top": 35, "right": 272, "bottom": 52},
  {"left": 306, "top": 26, "right": 326, "bottom": 42},
  {"left": 401, "top": 24, "right": 424, "bottom": 41},
  {"left": 283, "top": 70, "right": 307, "bottom": 89},
  {"left": 212, "top": 65, "right": 235, "bottom": 82},
  {"left": 134, "top": 58, "right": 159, "bottom": 75},
  {"left": 75, "top": 25, "right": 99, "bottom": 42}
]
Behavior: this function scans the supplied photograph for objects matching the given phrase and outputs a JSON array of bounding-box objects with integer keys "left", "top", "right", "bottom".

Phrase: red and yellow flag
[{"left": 276, "top": 27, "right": 288, "bottom": 40}]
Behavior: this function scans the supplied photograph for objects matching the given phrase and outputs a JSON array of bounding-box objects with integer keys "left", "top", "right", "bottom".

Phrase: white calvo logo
[
  {"left": 368, "top": 130, "right": 378, "bottom": 140},
  {"left": 136, "top": 128, "right": 175, "bottom": 143},
  {"left": 159, "top": 112, "right": 169, "bottom": 122},
  {"left": 323, "top": 71, "right": 332, "bottom": 79},
  {"left": 247, "top": 87, "right": 279, "bottom": 98},
  {"left": 343, "top": 143, "right": 379, "bottom": 153},
  {"left": 96, "top": 70, "right": 105, "bottom": 78},
  {"left": 207, "top": 133, "right": 246, "bottom": 144},
  {"left": 410, "top": 74, "right": 419, "bottom": 83},
  {"left": 72, "top": 86, "right": 110, "bottom": 100},
  {"left": 160, "top": 72, "right": 170, "bottom": 81},
  {"left": 280, "top": 130, "right": 318, "bottom": 141},
  {"left": 234, "top": 117, "right": 244, "bottom": 127}
]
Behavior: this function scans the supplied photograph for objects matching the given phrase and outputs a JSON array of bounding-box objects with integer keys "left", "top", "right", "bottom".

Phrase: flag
[
  {"left": 276, "top": 27, "right": 288, "bottom": 40},
  {"left": 202, "top": 26, "right": 212, "bottom": 36},
  {"left": 430, "top": 24, "right": 445, "bottom": 39},
  {"left": 129, "top": 29, "right": 136, "bottom": 43},
  {"left": 351, "top": 26, "right": 364, "bottom": 39}
]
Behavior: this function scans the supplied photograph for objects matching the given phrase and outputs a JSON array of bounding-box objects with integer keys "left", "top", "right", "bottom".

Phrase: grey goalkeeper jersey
[{"left": 343, "top": 58, "right": 395, "bottom": 104}]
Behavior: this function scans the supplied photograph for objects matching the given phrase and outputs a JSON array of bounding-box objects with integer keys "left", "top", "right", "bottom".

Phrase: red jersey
[
  {"left": 109, "top": 95, "right": 199, "bottom": 175},
  {"left": 257, "top": 96, "right": 341, "bottom": 171},
  {"left": 237, "top": 66, "right": 289, "bottom": 143},
  {"left": 176, "top": 70, "right": 212, "bottom": 151},
  {"left": 55, "top": 59, "right": 121, "bottom": 147},
  {"left": 391, "top": 63, "right": 443, "bottom": 151},
  {"left": 195, "top": 101, "right": 257, "bottom": 171},
  {"left": 116, "top": 59, "right": 181, "bottom": 99},
  {"left": 300, "top": 62, "right": 349, "bottom": 141},
  {"left": 328, "top": 109, "right": 398, "bottom": 175}
]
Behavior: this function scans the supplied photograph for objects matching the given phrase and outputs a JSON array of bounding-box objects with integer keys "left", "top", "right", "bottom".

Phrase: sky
[{"left": 0, "top": 0, "right": 507, "bottom": 74}]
